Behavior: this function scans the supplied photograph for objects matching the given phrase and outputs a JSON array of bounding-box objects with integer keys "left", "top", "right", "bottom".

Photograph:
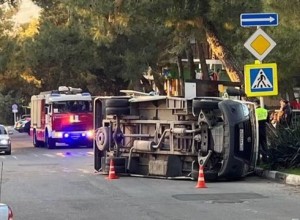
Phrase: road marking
[
  {"left": 33, "top": 154, "right": 39, "bottom": 157},
  {"left": 56, "top": 152, "right": 66, "bottom": 157},
  {"left": 43, "top": 154, "right": 56, "bottom": 158},
  {"left": 0, "top": 156, "right": 5, "bottom": 159},
  {"left": 77, "top": 168, "right": 91, "bottom": 174},
  {"left": 12, "top": 156, "right": 18, "bottom": 160},
  {"left": 62, "top": 168, "right": 75, "bottom": 173},
  {"left": 55, "top": 152, "right": 93, "bottom": 157}
]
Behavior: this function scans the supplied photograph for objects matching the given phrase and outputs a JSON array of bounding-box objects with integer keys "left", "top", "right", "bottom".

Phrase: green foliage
[
  {"left": 0, "top": 92, "right": 18, "bottom": 125},
  {"left": 0, "top": 0, "right": 18, "bottom": 7},
  {"left": 264, "top": 0, "right": 300, "bottom": 90},
  {"left": 278, "top": 168, "right": 300, "bottom": 175},
  {"left": 0, "top": 0, "right": 299, "bottom": 116},
  {"left": 268, "top": 126, "right": 300, "bottom": 169}
]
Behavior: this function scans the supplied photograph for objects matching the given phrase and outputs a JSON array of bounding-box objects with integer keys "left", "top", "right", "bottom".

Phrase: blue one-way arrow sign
[{"left": 240, "top": 13, "right": 278, "bottom": 27}]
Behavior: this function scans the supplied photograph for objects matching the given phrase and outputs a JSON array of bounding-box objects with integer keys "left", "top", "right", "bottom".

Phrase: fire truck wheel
[
  {"left": 192, "top": 100, "right": 219, "bottom": 115},
  {"left": 45, "top": 134, "right": 56, "bottom": 149},
  {"left": 32, "top": 131, "right": 39, "bottom": 147},
  {"left": 47, "top": 139, "right": 56, "bottom": 149},
  {"left": 105, "top": 99, "right": 129, "bottom": 108},
  {"left": 105, "top": 107, "right": 130, "bottom": 116},
  {"left": 95, "top": 127, "right": 109, "bottom": 151},
  {"left": 33, "top": 131, "right": 41, "bottom": 148}
]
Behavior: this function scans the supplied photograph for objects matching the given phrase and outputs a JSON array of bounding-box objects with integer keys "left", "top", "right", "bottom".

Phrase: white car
[
  {"left": 0, "top": 125, "right": 12, "bottom": 155},
  {"left": 0, "top": 203, "right": 13, "bottom": 219}
]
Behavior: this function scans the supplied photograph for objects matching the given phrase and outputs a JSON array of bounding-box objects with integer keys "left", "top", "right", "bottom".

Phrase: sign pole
[
  {"left": 13, "top": 113, "right": 17, "bottom": 125},
  {"left": 256, "top": 25, "right": 265, "bottom": 109},
  {"left": 253, "top": 59, "right": 265, "bottom": 108},
  {"left": 241, "top": 12, "right": 278, "bottom": 104},
  {"left": 12, "top": 104, "right": 18, "bottom": 124}
]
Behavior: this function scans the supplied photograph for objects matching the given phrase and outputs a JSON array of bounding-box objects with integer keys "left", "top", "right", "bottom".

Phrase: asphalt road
[{"left": 1, "top": 132, "right": 300, "bottom": 220}]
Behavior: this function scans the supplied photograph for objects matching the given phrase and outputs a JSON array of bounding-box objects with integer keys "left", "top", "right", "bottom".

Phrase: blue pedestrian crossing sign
[{"left": 244, "top": 63, "right": 278, "bottom": 97}]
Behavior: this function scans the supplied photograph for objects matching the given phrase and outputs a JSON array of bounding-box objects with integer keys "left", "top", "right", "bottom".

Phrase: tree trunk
[
  {"left": 177, "top": 55, "right": 184, "bottom": 81},
  {"left": 177, "top": 55, "right": 184, "bottom": 96},
  {"left": 186, "top": 44, "right": 196, "bottom": 80},
  {"left": 150, "top": 67, "right": 166, "bottom": 95},
  {"left": 204, "top": 20, "right": 243, "bottom": 83},
  {"left": 197, "top": 41, "right": 209, "bottom": 80},
  {"left": 140, "top": 75, "right": 153, "bottom": 93}
]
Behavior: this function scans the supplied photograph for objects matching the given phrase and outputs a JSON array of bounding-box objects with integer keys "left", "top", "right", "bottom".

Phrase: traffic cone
[
  {"left": 195, "top": 165, "right": 207, "bottom": 188},
  {"left": 105, "top": 159, "right": 119, "bottom": 180}
]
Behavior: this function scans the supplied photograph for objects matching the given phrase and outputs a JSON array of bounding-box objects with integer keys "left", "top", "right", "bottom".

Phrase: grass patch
[{"left": 278, "top": 168, "right": 300, "bottom": 175}]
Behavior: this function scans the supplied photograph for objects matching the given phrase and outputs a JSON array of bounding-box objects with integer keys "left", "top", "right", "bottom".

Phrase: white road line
[
  {"left": 62, "top": 168, "right": 74, "bottom": 173},
  {"left": 56, "top": 153, "right": 66, "bottom": 157},
  {"left": 43, "top": 154, "right": 56, "bottom": 158},
  {"left": 77, "top": 168, "right": 91, "bottom": 174},
  {"left": 33, "top": 154, "right": 39, "bottom": 157},
  {"left": 0, "top": 156, "right": 5, "bottom": 159},
  {"left": 12, "top": 156, "right": 18, "bottom": 160}
]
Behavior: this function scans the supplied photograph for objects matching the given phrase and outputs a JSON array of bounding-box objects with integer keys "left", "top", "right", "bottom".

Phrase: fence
[{"left": 291, "top": 110, "right": 300, "bottom": 127}]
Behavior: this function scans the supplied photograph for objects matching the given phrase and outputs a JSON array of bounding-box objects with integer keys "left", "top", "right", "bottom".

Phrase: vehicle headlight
[
  {"left": 86, "top": 130, "right": 94, "bottom": 138},
  {"left": 0, "top": 139, "right": 9, "bottom": 145},
  {"left": 53, "top": 132, "right": 63, "bottom": 138}
]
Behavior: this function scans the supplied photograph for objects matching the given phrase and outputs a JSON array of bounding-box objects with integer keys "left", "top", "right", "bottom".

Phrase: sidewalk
[{"left": 255, "top": 167, "right": 300, "bottom": 186}]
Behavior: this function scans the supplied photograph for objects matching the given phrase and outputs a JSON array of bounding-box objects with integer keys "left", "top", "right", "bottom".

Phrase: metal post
[
  {"left": 259, "top": 97, "right": 265, "bottom": 108},
  {"left": 13, "top": 113, "right": 17, "bottom": 125},
  {"left": 254, "top": 59, "right": 265, "bottom": 108}
]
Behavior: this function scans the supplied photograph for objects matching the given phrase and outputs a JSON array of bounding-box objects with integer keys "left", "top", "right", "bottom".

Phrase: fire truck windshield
[{"left": 52, "top": 101, "right": 92, "bottom": 113}]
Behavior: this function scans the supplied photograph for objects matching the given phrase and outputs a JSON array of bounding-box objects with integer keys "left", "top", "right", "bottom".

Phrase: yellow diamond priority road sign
[{"left": 244, "top": 28, "right": 276, "bottom": 61}]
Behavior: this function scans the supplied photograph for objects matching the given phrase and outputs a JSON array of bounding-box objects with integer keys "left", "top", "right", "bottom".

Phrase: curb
[{"left": 255, "top": 168, "right": 300, "bottom": 186}]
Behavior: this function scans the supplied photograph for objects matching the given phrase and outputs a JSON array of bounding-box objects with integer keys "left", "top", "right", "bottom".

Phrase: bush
[{"left": 267, "top": 124, "right": 300, "bottom": 170}]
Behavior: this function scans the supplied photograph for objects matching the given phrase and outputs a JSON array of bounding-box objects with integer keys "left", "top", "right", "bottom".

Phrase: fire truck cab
[{"left": 30, "top": 86, "right": 93, "bottom": 149}]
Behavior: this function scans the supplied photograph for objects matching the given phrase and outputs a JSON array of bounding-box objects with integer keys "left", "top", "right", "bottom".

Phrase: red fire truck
[{"left": 30, "top": 86, "right": 93, "bottom": 149}]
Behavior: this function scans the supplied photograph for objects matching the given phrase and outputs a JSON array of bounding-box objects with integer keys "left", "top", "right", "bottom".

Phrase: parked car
[
  {"left": 14, "top": 115, "right": 31, "bottom": 134},
  {"left": 0, "top": 125, "right": 12, "bottom": 155},
  {"left": 0, "top": 203, "right": 13, "bottom": 219}
]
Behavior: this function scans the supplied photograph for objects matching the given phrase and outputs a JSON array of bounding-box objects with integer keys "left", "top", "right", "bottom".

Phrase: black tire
[
  {"left": 45, "top": 133, "right": 56, "bottom": 149},
  {"left": 193, "top": 100, "right": 219, "bottom": 110},
  {"left": 193, "top": 100, "right": 219, "bottom": 116},
  {"left": 33, "top": 131, "right": 42, "bottom": 148},
  {"left": 4, "top": 149, "right": 11, "bottom": 155},
  {"left": 105, "top": 99, "right": 129, "bottom": 108},
  {"left": 225, "top": 175, "right": 244, "bottom": 181},
  {"left": 106, "top": 107, "right": 130, "bottom": 116}
]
